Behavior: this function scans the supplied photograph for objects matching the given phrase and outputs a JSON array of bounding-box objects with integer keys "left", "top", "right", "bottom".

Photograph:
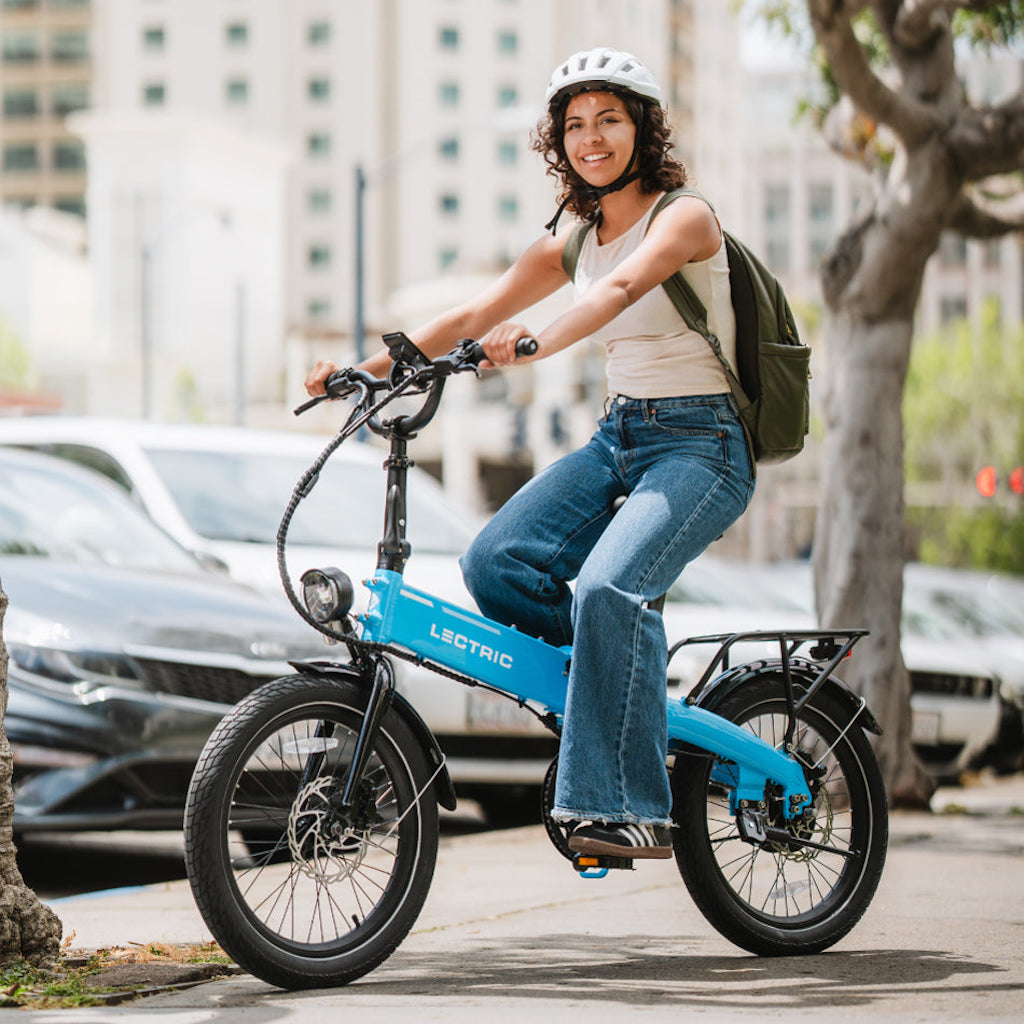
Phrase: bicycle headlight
[{"left": 300, "top": 567, "right": 354, "bottom": 624}]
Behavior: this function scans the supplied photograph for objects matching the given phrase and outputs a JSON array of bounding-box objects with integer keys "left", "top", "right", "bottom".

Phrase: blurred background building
[{"left": 0, "top": 0, "right": 1021, "bottom": 558}]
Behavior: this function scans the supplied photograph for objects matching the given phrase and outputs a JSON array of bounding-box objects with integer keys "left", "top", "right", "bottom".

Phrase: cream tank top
[{"left": 573, "top": 196, "right": 736, "bottom": 399}]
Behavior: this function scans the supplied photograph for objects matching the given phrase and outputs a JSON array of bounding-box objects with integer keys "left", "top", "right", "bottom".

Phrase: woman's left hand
[{"left": 480, "top": 322, "right": 536, "bottom": 367}]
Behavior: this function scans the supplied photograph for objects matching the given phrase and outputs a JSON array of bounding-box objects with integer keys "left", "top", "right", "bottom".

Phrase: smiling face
[{"left": 562, "top": 90, "right": 637, "bottom": 187}]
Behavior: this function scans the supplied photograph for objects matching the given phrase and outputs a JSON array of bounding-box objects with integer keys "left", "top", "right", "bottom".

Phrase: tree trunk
[
  {"left": 812, "top": 314, "right": 935, "bottom": 807},
  {"left": 0, "top": 582, "right": 62, "bottom": 965},
  {"left": 811, "top": 137, "right": 960, "bottom": 808}
]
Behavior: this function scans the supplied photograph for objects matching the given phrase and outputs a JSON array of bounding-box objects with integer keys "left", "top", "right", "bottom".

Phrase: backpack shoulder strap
[
  {"left": 561, "top": 221, "right": 596, "bottom": 280},
  {"left": 643, "top": 188, "right": 716, "bottom": 343}
]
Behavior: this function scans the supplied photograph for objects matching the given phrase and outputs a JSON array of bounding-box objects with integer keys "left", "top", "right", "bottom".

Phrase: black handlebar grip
[{"left": 465, "top": 337, "right": 538, "bottom": 365}]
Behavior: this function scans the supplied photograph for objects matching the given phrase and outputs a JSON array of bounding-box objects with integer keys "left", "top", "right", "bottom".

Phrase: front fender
[
  {"left": 289, "top": 659, "right": 458, "bottom": 810},
  {"left": 693, "top": 660, "right": 883, "bottom": 736}
]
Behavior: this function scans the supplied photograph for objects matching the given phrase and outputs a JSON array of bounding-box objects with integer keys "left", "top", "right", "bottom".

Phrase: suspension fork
[{"left": 332, "top": 656, "right": 396, "bottom": 815}]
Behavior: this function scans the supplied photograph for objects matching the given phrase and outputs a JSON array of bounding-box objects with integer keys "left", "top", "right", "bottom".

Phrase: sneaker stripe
[{"left": 624, "top": 824, "right": 650, "bottom": 847}]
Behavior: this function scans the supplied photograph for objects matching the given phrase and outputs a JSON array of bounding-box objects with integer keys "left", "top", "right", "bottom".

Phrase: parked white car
[
  {"left": 0, "top": 417, "right": 556, "bottom": 821},
  {"left": 904, "top": 564, "right": 1024, "bottom": 773}
]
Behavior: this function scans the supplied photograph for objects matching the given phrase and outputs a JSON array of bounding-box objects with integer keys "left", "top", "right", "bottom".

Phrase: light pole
[
  {"left": 139, "top": 206, "right": 232, "bottom": 420},
  {"left": 354, "top": 164, "right": 367, "bottom": 364}
]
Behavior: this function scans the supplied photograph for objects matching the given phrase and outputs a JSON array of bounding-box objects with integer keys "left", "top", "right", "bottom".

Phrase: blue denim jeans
[{"left": 460, "top": 394, "right": 755, "bottom": 826}]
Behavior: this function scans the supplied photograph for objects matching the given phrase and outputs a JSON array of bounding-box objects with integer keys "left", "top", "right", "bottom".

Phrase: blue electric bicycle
[{"left": 183, "top": 334, "right": 888, "bottom": 990}]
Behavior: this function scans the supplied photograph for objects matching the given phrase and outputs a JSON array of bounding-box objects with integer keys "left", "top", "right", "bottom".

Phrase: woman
[{"left": 305, "top": 48, "right": 754, "bottom": 859}]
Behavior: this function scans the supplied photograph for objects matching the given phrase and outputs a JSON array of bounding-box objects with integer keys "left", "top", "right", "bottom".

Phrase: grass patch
[{"left": 0, "top": 940, "right": 232, "bottom": 1008}]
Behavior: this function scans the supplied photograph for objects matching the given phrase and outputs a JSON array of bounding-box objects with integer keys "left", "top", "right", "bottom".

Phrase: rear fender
[
  {"left": 694, "top": 660, "right": 883, "bottom": 736},
  {"left": 288, "top": 659, "right": 458, "bottom": 810}
]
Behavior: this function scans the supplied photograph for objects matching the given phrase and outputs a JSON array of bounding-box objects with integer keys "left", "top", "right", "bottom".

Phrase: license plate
[
  {"left": 912, "top": 709, "right": 941, "bottom": 745},
  {"left": 466, "top": 689, "right": 535, "bottom": 732}
]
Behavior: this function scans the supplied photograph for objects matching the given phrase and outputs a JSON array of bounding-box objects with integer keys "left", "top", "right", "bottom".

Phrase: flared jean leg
[{"left": 463, "top": 395, "right": 755, "bottom": 828}]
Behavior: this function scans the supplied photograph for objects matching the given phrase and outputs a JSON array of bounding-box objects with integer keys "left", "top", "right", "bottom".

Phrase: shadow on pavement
[{"left": 253, "top": 940, "right": 1017, "bottom": 1011}]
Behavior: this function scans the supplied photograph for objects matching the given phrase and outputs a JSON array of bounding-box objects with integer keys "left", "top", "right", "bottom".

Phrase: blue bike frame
[{"left": 361, "top": 568, "right": 813, "bottom": 815}]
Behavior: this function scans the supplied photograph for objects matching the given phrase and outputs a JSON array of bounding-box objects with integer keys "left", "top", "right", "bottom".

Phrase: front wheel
[
  {"left": 184, "top": 674, "right": 439, "bottom": 989},
  {"left": 672, "top": 675, "right": 887, "bottom": 955}
]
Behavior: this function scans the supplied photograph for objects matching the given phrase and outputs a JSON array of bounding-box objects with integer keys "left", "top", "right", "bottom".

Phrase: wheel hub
[{"left": 288, "top": 776, "right": 369, "bottom": 882}]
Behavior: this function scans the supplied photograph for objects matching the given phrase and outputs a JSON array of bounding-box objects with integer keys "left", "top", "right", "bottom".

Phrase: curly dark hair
[{"left": 531, "top": 87, "right": 688, "bottom": 223}]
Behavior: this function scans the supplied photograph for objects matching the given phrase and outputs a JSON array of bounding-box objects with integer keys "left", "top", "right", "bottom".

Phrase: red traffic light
[
  {"left": 976, "top": 466, "right": 997, "bottom": 498},
  {"left": 1011, "top": 467, "right": 1024, "bottom": 495}
]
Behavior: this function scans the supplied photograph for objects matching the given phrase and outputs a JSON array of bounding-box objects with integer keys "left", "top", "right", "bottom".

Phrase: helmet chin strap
[{"left": 545, "top": 133, "right": 642, "bottom": 235}]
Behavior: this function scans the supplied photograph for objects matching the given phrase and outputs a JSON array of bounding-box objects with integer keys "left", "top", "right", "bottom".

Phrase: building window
[
  {"left": 763, "top": 182, "right": 791, "bottom": 272},
  {"left": 225, "top": 22, "right": 248, "bottom": 48},
  {"left": 308, "top": 132, "right": 330, "bottom": 157},
  {"left": 497, "top": 30, "right": 518, "bottom": 55},
  {"left": 308, "top": 77, "right": 330, "bottom": 103},
  {"left": 54, "top": 196, "right": 86, "bottom": 216},
  {"left": 53, "top": 140, "right": 86, "bottom": 172},
  {"left": 51, "top": 83, "right": 89, "bottom": 117},
  {"left": 498, "top": 195, "right": 518, "bottom": 222},
  {"left": 51, "top": 31, "right": 89, "bottom": 63},
  {"left": 439, "top": 26, "right": 459, "bottom": 50},
  {"left": 3, "top": 143, "right": 39, "bottom": 172},
  {"left": 2, "top": 0, "right": 40, "bottom": 9},
  {"left": 308, "top": 21, "right": 330, "bottom": 47},
  {"left": 308, "top": 299, "right": 331, "bottom": 321},
  {"left": 308, "top": 244, "right": 331, "bottom": 268},
  {"left": 48, "top": 0, "right": 89, "bottom": 7},
  {"left": 142, "top": 26, "right": 165, "bottom": 51},
  {"left": 496, "top": 84, "right": 518, "bottom": 107},
  {"left": 225, "top": 78, "right": 249, "bottom": 104},
  {"left": 940, "top": 295, "right": 967, "bottom": 323},
  {"left": 808, "top": 181, "right": 834, "bottom": 266},
  {"left": 439, "top": 193, "right": 460, "bottom": 217},
  {"left": 497, "top": 140, "right": 517, "bottom": 166},
  {"left": 143, "top": 82, "right": 165, "bottom": 107},
  {"left": 438, "top": 136, "right": 459, "bottom": 161},
  {"left": 2, "top": 32, "right": 40, "bottom": 64},
  {"left": 439, "top": 80, "right": 459, "bottom": 107},
  {"left": 307, "top": 188, "right": 331, "bottom": 214},
  {"left": 939, "top": 231, "right": 967, "bottom": 267},
  {"left": 3, "top": 88, "right": 39, "bottom": 119},
  {"left": 439, "top": 247, "right": 458, "bottom": 271}
]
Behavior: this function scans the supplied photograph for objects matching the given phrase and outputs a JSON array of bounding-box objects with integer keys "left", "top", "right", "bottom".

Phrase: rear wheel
[
  {"left": 184, "top": 674, "right": 439, "bottom": 989},
  {"left": 672, "top": 675, "right": 887, "bottom": 955}
]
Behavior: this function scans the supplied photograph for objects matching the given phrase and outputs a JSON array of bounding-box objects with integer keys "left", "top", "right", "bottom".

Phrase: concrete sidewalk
[{"left": 38, "top": 773, "right": 1024, "bottom": 1023}]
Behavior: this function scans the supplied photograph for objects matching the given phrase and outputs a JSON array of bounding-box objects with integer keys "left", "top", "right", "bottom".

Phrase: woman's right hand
[
  {"left": 480, "top": 322, "right": 538, "bottom": 367},
  {"left": 304, "top": 359, "right": 341, "bottom": 396}
]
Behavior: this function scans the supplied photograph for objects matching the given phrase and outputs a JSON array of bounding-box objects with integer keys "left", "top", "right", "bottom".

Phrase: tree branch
[
  {"left": 809, "top": 0, "right": 940, "bottom": 147},
  {"left": 947, "top": 185, "right": 1024, "bottom": 237},
  {"left": 947, "top": 94, "right": 1024, "bottom": 179}
]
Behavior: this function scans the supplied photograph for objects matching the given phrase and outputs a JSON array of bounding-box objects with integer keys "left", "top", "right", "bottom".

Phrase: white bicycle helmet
[{"left": 544, "top": 47, "right": 663, "bottom": 107}]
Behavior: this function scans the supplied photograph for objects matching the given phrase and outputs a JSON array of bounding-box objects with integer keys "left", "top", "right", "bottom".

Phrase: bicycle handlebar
[{"left": 293, "top": 334, "right": 538, "bottom": 424}]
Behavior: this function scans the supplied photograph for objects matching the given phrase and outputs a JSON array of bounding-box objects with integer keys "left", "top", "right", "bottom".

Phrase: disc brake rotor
[{"left": 288, "top": 775, "right": 369, "bottom": 882}]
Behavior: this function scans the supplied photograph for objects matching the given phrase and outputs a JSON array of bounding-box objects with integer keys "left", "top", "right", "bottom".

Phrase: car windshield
[
  {"left": 144, "top": 448, "right": 477, "bottom": 554},
  {"left": 0, "top": 457, "right": 201, "bottom": 572}
]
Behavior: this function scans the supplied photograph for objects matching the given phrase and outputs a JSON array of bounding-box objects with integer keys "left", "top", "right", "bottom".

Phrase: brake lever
[{"left": 293, "top": 371, "right": 359, "bottom": 416}]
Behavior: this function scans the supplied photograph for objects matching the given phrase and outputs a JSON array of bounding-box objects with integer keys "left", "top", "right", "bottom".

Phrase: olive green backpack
[{"left": 561, "top": 188, "right": 810, "bottom": 465}]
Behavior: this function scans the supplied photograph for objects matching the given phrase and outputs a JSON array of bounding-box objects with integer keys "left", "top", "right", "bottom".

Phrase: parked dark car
[{"left": 0, "top": 447, "right": 325, "bottom": 831}]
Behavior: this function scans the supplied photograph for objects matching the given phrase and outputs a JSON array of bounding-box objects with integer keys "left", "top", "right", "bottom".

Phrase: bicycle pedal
[{"left": 572, "top": 853, "right": 634, "bottom": 878}]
